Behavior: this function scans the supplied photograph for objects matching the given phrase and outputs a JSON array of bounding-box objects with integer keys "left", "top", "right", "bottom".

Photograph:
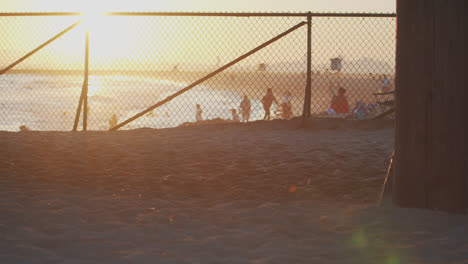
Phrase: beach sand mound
[{"left": 1, "top": 119, "right": 467, "bottom": 263}]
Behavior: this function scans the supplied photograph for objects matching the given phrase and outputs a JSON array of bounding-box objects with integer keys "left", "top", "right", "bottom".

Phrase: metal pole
[
  {"left": 83, "top": 29, "right": 89, "bottom": 131},
  {"left": 110, "top": 21, "right": 307, "bottom": 131},
  {"left": 302, "top": 12, "right": 312, "bottom": 126},
  {"left": 72, "top": 29, "right": 89, "bottom": 131},
  {"left": 379, "top": 150, "right": 394, "bottom": 205},
  {"left": 0, "top": 20, "right": 82, "bottom": 75},
  {"left": 72, "top": 88, "right": 84, "bottom": 131},
  {"left": 307, "top": 15, "right": 313, "bottom": 117}
]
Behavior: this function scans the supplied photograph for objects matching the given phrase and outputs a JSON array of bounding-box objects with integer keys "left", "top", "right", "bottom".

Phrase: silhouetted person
[
  {"left": 262, "top": 88, "right": 278, "bottom": 120},
  {"left": 109, "top": 114, "right": 118, "bottom": 129},
  {"left": 231, "top": 109, "right": 240, "bottom": 122},
  {"left": 280, "top": 91, "right": 293, "bottom": 119},
  {"left": 382, "top": 75, "right": 390, "bottom": 92},
  {"left": 239, "top": 95, "right": 251, "bottom": 122},
  {"left": 195, "top": 104, "right": 203, "bottom": 122}
]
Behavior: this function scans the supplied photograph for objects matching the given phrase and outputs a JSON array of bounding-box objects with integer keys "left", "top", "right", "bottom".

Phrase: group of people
[
  {"left": 195, "top": 76, "right": 393, "bottom": 123},
  {"left": 107, "top": 76, "right": 392, "bottom": 129},
  {"left": 327, "top": 86, "right": 373, "bottom": 117},
  {"left": 326, "top": 75, "right": 394, "bottom": 119},
  {"left": 195, "top": 89, "right": 294, "bottom": 123},
  {"left": 261, "top": 89, "right": 294, "bottom": 120}
]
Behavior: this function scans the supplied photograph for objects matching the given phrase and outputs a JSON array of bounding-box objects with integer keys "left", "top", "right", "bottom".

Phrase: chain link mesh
[
  {"left": 309, "top": 16, "right": 396, "bottom": 117},
  {"left": 0, "top": 13, "right": 395, "bottom": 131}
]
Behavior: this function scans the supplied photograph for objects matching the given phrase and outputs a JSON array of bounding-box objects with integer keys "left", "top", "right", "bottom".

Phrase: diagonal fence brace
[{"left": 0, "top": 20, "right": 82, "bottom": 75}]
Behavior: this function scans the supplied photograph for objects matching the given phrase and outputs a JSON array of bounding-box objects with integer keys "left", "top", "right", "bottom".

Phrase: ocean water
[{"left": 0, "top": 73, "right": 270, "bottom": 131}]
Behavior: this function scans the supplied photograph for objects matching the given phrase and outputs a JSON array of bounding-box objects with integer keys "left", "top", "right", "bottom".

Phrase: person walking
[
  {"left": 239, "top": 95, "right": 251, "bottom": 122},
  {"left": 231, "top": 109, "right": 240, "bottom": 122},
  {"left": 195, "top": 104, "right": 203, "bottom": 122},
  {"left": 261, "top": 89, "right": 279, "bottom": 121}
]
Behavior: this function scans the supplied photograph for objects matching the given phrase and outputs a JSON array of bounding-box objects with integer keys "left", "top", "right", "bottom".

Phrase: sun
[
  {"left": 55, "top": 0, "right": 171, "bottom": 70},
  {"left": 75, "top": 0, "right": 116, "bottom": 30},
  {"left": 81, "top": 10, "right": 106, "bottom": 30}
]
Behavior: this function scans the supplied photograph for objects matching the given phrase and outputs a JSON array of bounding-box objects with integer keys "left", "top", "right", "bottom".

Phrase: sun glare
[
  {"left": 87, "top": 76, "right": 103, "bottom": 97},
  {"left": 82, "top": 11, "right": 105, "bottom": 30}
]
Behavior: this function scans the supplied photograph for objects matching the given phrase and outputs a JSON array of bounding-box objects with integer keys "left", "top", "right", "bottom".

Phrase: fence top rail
[{"left": 0, "top": 11, "right": 396, "bottom": 18}]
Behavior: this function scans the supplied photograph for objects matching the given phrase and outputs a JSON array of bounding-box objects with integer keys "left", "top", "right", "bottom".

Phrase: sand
[{"left": 1, "top": 118, "right": 467, "bottom": 264}]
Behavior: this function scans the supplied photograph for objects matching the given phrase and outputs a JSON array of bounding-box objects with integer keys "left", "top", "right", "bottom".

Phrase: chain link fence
[{"left": 0, "top": 12, "right": 395, "bottom": 131}]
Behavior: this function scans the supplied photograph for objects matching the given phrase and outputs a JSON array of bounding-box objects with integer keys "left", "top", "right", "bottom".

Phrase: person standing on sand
[
  {"left": 262, "top": 88, "right": 279, "bottom": 121},
  {"left": 239, "top": 95, "right": 251, "bottom": 122},
  {"left": 231, "top": 109, "right": 240, "bottom": 122},
  {"left": 281, "top": 91, "right": 293, "bottom": 119},
  {"left": 195, "top": 104, "right": 203, "bottom": 122},
  {"left": 382, "top": 75, "right": 390, "bottom": 92},
  {"left": 109, "top": 114, "right": 118, "bottom": 129}
]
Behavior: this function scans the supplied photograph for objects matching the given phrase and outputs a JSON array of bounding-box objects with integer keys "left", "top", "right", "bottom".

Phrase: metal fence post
[
  {"left": 73, "top": 28, "right": 89, "bottom": 131},
  {"left": 301, "top": 12, "right": 312, "bottom": 126},
  {"left": 83, "top": 29, "right": 89, "bottom": 131},
  {"left": 72, "top": 86, "right": 84, "bottom": 131}
]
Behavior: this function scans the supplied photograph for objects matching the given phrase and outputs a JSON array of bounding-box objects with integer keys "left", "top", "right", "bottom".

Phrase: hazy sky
[
  {"left": 1, "top": 0, "right": 396, "bottom": 73},
  {"left": 2, "top": 0, "right": 395, "bottom": 13}
]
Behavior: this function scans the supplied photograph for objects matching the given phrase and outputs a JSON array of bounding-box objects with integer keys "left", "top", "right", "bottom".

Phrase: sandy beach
[{"left": 1, "top": 118, "right": 467, "bottom": 263}]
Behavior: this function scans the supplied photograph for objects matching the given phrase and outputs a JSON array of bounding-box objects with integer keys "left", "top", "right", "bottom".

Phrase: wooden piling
[{"left": 394, "top": 0, "right": 467, "bottom": 212}]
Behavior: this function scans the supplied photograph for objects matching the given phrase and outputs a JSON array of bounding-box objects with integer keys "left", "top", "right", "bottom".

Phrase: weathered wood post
[{"left": 394, "top": 0, "right": 467, "bottom": 212}]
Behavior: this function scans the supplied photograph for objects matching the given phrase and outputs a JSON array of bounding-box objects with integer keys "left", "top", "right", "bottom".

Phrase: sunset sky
[
  {"left": 1, "top": 0, "right": 396, "bottom": 73},
  {"left": 2, "top": 0, "right": 395, "bottom": 13}
]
